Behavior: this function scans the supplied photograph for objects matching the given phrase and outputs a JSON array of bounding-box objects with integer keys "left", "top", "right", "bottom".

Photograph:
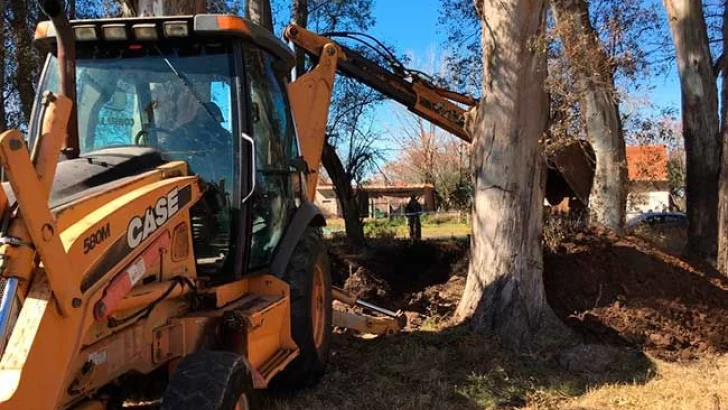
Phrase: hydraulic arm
[
  {"left": 285, "top": 25, "right": 477, "bottom": 143},
  {"left": 284, "top": 24, "right": 595, "bottom": 205},
  {"left": 284, "top": 24, "right": 478, "bottom": 200}
]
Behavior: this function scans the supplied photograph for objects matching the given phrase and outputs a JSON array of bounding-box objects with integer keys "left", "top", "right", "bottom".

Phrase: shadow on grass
[{"left": 263, "top": 325, "right": 655, "bottom": 410}]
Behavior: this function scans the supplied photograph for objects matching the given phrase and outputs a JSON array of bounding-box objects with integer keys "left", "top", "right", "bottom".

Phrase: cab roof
[{"left": 34, "top": 14, "right": 295, "bottom": 69}]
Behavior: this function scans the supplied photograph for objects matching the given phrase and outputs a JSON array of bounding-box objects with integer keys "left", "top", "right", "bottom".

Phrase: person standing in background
[{"left": 405, "top": 195, "right": 422, "bottom": 240}]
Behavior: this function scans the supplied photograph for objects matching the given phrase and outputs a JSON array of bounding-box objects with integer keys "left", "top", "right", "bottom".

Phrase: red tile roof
[{"left": 626, "top": 145, "right": 668, "bottom": 181}]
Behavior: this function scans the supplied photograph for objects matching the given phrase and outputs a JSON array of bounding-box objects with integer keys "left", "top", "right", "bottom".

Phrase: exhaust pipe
[
  {"left": 39, "top": 0, "right": 79, "bottom": 159},
  {"left": 246, "top": 0, "right": 273, "bottom": 32}
]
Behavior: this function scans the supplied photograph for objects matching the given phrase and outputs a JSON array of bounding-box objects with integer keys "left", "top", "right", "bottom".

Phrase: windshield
[
  {"left": 36, "top": 42, "right": 237, "bottom": 185},
  {"left": 33, "top": 42, "right": 240, "bottom": 274}
]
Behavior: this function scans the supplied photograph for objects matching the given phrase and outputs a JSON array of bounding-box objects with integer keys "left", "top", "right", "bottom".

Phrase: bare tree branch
[{"left": 714, "top": 52, "right": 727, "bottom": 78}]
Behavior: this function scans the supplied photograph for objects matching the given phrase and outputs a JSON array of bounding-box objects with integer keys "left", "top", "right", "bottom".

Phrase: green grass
[
  {"left": 324, "top": 218, "right": 346, "bottom": 233},
  {"left": 421, "top": 223, "right": 471, "bottom": 238}
]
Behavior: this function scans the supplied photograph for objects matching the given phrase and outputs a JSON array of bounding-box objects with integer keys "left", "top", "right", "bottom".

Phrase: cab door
[{"left": 244, "top": 47, "right": 300, "bottom": 269}]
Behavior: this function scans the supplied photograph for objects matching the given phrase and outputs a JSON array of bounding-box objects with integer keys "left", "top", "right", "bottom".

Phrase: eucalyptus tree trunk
[
  {"left": 8, "top": 0, "right": 37, "bottom": 123},
  {"left": 455, "top": 0, "right": 564, "bottom": 348},
  {"left": 129, "top": 0, "right": 273, "bottom": 28},
  {"left": 663, "top": 0, "right": 720, "bottom": 260},
  {"left": 717, "top": 3, "right": 728, "bottom": 274},
  {"left": 552, "top": 0, "right": 627, "bottom": 233},
  {"left": 132, "top": 0, "right": 207, "bottom": 16},
  {"left": 246, "top": 0, "right": 274, "bottom": 31}
]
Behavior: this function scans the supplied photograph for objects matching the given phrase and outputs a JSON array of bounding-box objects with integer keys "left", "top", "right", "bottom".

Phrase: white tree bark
[
  {"left": 455, "top": 0, "right": 564, "bottom": 348},
  {"left": 552, "top": 0, "right": 627, "bottom": 233}
]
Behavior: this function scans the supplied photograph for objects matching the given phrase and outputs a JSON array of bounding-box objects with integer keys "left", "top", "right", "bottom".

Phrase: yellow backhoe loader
[{"left": 0, "top": 1, "right": 593, "bottom": 408}]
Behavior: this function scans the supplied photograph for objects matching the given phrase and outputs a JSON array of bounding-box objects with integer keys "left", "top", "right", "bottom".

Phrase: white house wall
[{"left": 627, "top": 190, "right": 671, "bottom": 216}]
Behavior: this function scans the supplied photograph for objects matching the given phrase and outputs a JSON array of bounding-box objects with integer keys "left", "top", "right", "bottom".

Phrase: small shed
[{"left": 315, "top": 184, "right": 436, "bottom": 218}]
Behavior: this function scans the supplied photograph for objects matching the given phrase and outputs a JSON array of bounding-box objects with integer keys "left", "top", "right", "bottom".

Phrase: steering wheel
[{"left": 134, "top": 127, "right": 174, "bottom": 146}]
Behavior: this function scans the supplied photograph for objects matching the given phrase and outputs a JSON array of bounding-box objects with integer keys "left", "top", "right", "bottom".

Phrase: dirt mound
[
  {"left": 328, "top": 232, "right": 728, "bottom": 361},
  {"left": 544, "top": 232, "right": 728, "bottom": 361}
]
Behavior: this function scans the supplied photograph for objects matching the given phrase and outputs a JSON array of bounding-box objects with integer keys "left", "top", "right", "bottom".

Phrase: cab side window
[{"left": 246, "top": 49, "right": 296, "bottom": 268}]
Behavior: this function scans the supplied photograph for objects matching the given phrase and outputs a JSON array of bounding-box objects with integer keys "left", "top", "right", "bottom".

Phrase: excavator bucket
[{"left": 545, "top": 139, "right": 596, "bottom": 206}]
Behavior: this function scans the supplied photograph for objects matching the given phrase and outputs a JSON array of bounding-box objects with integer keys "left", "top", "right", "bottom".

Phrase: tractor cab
[{"left": 32, "top": 15, "right": 303, "bottom": 277}]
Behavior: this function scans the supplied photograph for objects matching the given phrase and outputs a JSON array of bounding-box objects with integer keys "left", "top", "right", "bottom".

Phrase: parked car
[{"left": 626, "top": 212, "right": 688, "bottom": 230}]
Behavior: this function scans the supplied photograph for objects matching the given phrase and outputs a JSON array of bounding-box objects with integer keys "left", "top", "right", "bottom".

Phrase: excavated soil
[
  {"left": 328, "top": 239, "right": 469, "bottom": 329},
  {"left": 544, "top": 232, "right": 728, "bottom": 361},
  {"left": 330, "top": 232, "right": 728, "bottom": 361}
]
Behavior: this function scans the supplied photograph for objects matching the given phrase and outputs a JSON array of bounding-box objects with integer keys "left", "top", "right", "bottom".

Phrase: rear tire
[
  {"left": 161, "top": 351, "right": 254, "bottom": 410},
  {"left": 273, "top": 227, "right": 332, "bottom": 389}
]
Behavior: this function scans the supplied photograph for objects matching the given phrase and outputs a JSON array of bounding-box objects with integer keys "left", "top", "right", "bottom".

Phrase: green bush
[
  {"left": 392, "top": 216, "right": 408, "bottom": 226},
  {"left": 364, "top": 218, "right": 405, "bottom": 239}
]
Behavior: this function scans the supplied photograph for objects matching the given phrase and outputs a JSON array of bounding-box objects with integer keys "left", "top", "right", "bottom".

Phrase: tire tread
[{"left": 161, "top": 351, "right": 252, "bottom": 410}]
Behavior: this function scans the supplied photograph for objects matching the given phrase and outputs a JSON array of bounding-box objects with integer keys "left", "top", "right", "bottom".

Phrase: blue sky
[
  {"left": 369, "top": 0, "right": 445, "bottom": 140},
  {"left": 331, "top": 0, "right": 683, "bottom": 165},
  {"left": 332, "top": 0, "right": 682, "bottom": 131},
  {"left": 650, "top": 69, "right": 680, "bottom": 110},
  {"left": 369, "top": 0, "right": 443, "bottom": 56},
  {"left": 336, "top": 0, "right": 460, "bottom": 152},
  {"left": 274, "top": 0, "right": 684, "bottom": 160}
]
